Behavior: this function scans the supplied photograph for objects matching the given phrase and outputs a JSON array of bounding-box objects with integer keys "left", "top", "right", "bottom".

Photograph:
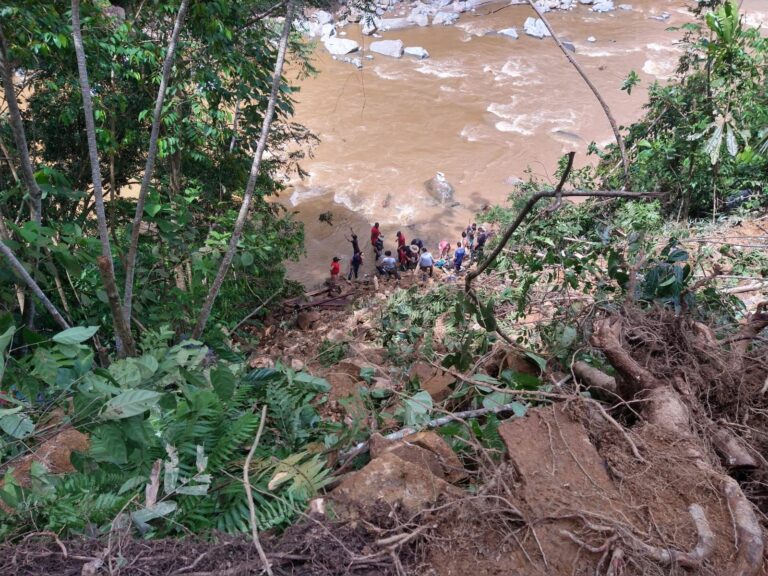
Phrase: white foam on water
[
  {"left": 290, "top": 185, "right": 330, "bottom": 206},
  {"left": 371, "top": 65, "right": 407, "bottom": 81},
  {"left": 646, "top": 42, "right": 678, "bottom": 52},
  {"left": 455, "top": 21, "right": 495, "bottom": 37},
  {"left": 414, "top": 59, "right": 468, "bottom": 79},
  {"left": 579, "top": 47, "right": 642, "bottom": 58},
  {"left": 500, "top": 58, "right": 539, "bottom": 80},
  {"left": 489, "top": 100, "right": 578, "bottom": 136},
  {"left": 642, "top": 57, "right": 677, "bottom": 78}
]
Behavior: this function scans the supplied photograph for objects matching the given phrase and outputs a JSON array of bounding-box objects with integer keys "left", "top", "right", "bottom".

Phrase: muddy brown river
[{"left": 284, "top": 0, "right": 767, "bottom": 286}]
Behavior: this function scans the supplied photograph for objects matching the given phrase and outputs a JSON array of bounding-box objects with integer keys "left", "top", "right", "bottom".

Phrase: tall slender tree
[
  {"left": 122, "top": 0, "right": 190, "bottom": 328},
  {"left": 192, "top": 0, "right": 297, "bottom": 339},
  {"left": 71, "top": 0, "right": 136, "bottom": 356},
  {"left": 0, "top": 25, "right": 42, "bottom": 224}
]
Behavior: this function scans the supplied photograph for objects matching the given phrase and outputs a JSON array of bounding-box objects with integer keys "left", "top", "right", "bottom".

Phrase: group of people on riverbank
[{"left": 330, "top": 221, "right": 489, "bottom": 282}]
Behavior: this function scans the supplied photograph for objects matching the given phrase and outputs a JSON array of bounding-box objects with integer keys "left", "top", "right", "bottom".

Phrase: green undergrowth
[{"left": 0, "top": 323, "right": 349, "bottom": 539}]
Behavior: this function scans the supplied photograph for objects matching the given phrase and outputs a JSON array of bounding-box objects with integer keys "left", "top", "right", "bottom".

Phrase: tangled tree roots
[{"left": 586, "top": 306, "right": 768, "bottom": 576}]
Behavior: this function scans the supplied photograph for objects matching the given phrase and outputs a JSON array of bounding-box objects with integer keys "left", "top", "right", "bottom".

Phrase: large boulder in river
[
  {"left": 523, "top": 17, "right": 551, "bottom": 38},
  {"left": 424, "top": 172, "right": 455, "bottom": 204},
  {"left": 370, "top": 39, "right": 404, "bottom": 58},
  {"left": 325, "top": 37, "right": 360, "bottom": 55},
  {"left": 379, "top": 17, "right": 412, "bottom": 30}
]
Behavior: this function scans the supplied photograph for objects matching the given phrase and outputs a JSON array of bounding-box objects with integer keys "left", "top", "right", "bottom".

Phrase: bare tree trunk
[
  {"left": 0, "top": 133, "right": 20, "bottom": 183},
  {"left": 0, "top": 208, "right": 26, "bottom": 312},
  {"left": 229, "top": 97, "right": 242, "bottom": 152},
  {"left": 0, "top": 25, "right": 42, "bottom": 224},
  {"left": 525, "top": 1, "right": 630, "bottom": 186},
  {"left": 0, "top": 240, "right": 70, "bottom": 329},
  {"left": 192, "top": 1, "right": 296, "bottom": 339},
  {"left": 71, "top": 0, "right": 136, "bottom": 356},
  {"left": 122, "top": 0, "right": 189, "bottom": 327}
]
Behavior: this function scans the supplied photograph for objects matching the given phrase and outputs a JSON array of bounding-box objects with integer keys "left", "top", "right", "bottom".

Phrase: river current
[{"left": 284, "top": 0, "right": 767, "bottom": 286}]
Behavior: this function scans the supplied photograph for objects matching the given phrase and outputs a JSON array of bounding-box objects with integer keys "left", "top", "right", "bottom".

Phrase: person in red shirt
[
  {"left": 396, "top": 230, "right": 406, "bottom": 250},
  {"left": 330, "top": 256, "right": 341, "bottom": 278},
  {"left": 371, "top": 222, "right": 383, "bottom": 259}
]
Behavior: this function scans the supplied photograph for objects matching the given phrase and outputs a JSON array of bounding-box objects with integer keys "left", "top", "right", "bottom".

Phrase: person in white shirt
[
  {"left": 419, "top": 247, "right": 434, "bottom": 279},
  {"left": 377, "top": 250, "right": 401, "bottom": 280}
]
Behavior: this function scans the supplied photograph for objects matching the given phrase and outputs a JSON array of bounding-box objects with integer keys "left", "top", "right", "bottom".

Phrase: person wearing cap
[
  {"left": 419, "top": 247, "right": 434, "bottom": 279},
  {"left": 330, "top": 256, "right": 341, "bottom": 279},
  {"left": 407, "top": 244, "right": 419, "bottom": 271},
  {"left": 410, "top": 238, "right": 424, "bottom": 251}
]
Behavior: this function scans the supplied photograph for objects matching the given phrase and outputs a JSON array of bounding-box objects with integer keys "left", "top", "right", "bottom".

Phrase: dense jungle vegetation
[{"left": 0, "top": 0, "right": 766, "bottom": 549}]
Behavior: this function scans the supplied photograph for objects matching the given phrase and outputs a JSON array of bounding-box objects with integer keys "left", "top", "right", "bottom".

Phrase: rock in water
[
  {"left": 432, "top": 11, "right": 459, "bottom": 25},
  {"left": 561, "top": 40, "right": 576, "bottom": 52},
  {"left": 424, "top": 172, "right": 455, "bottom": 204},
  {"left": 360, "top": 15, "right": 381, "bottom": 35},
  {"left": 591, "top": 0, "right": 614, "bottom": 12},
  {"left": 404, "top": 46, "right": 430, "bottom": 59},
  {"left": 523, "top": 17, "right": 551, "bottom": 39},
  {"left": 408, "top": 11, "right": 429, "bottom": 27},
  {"left": 370, "top": 39, "right": 404, "bottom": 58},
  {"left": 313, "top": 10, "right": 333, "bottom": 24},
  {"left": 379, "top": 17, "right": 412, "bottom": 30},
  {"left": 498, "top": 27, "right": 519, "bottom": 39},
  {"left": 324, "top": 37, "right": 360, "bottom": 55}
]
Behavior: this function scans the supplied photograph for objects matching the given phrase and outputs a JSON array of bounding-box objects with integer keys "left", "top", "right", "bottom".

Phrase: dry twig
[{"left": 244, "top": 405, "right": 273, "bottom": 576}]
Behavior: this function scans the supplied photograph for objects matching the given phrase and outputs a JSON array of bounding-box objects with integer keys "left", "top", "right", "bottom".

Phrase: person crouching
[{"left": 377, "top": 250, "right": 401, "bottom": 280}]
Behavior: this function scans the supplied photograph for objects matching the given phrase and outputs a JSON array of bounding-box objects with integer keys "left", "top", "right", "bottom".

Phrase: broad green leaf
[
  {"left": 144, "top": 203, "right": 162, "bottom": 217},
  {"left": 0, "top": 406, "right": 22, "bottom": 417},
  {"left": 482, "top": 391, "right": 512, "bottom": 410},
  {"left": 359, "top": 366, "right": 375, "bottom": 384},
  {"left": 404, "top": 391, "right": 433, "bottom": 426},
  {"left": 211, "top": 367, "right": 236, "bottom": 401},
  {"left": 175, "top": 483, "right": 210, "bottom": 496},
  {"left": 108, "top": 359, "right": 143, "bottom": 388},
  {"left": 0, "top": 325, "right": 15, "bottom": 382},
  {"left": 524, "top": 352, "right": 547, "bottom": 372},
  {"left": 0, "top": 413, "right": 35, "bottom": 438},
  {"left": 131, "top": 501, "right": 177, "bottom": 531},
  {"left": 293, "top": 372, "right": 331, "bottom": 392},
  {"left": 118, "top": 476, "right": 147, "bottom": 495},
  {"left": 472, "top": 373, "right": 501, "bottom": 392},
  {"left": 90, "top": 425, "right": 127, "bottom": 464},
  {"left": 101, "top": 389, "right": 163, "bottom": 420},
  {"left": 509, "top": 401, "right": 529, "bottom": 418},
  {"left": 52, "top": 325, "right": 99, "bottom": 345}
]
